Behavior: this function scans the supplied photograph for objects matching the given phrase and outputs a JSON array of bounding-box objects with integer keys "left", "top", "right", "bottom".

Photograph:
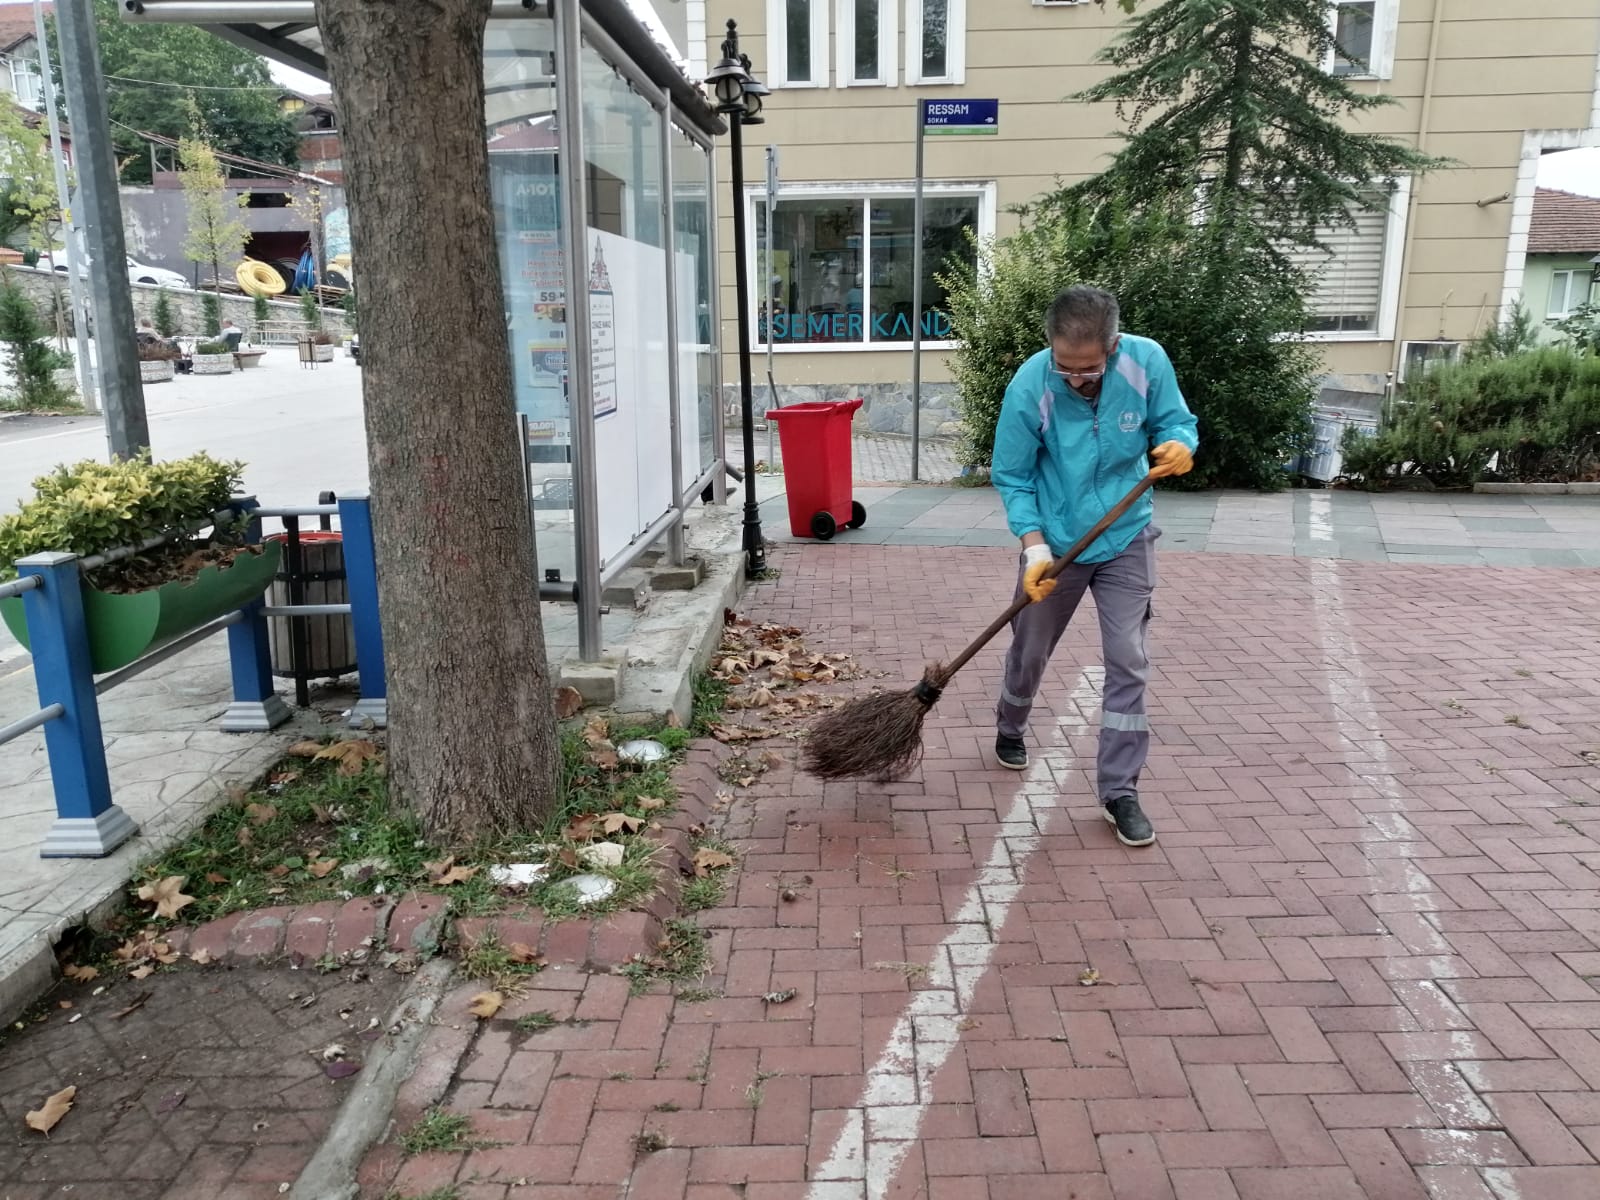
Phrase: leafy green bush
[
  {"left": 195, "top": 340, "right": 230, "bottom": 355},
  {"left": 1341, "top": 348, "right": 1600, "bottom": 489},
  {"left": 200, "top": 291, "right": 221, "bottom": 337},
  {"left": 0, "top": 271, "right": 71, "bottom": 410},
  {"left": 300, "top": 288, "right": 322, "bottom": 331},
  {"left": 0, "top": 452, "right": 245, "bottom": 582},
  {"left": 253, "top": 291, "right": 270, "bottom": 329},
  {"left": 153, "top": 288, "right": 179, "bottom": 338},
  {"left": 341, "top": 284, "right": 357, "bottom": 333},
  {"left": 1464, "top": 301, "right": 1541, "bottom": 361},
  {"left": 941, "top": 199, "right": 1316, "bottom": 489}
]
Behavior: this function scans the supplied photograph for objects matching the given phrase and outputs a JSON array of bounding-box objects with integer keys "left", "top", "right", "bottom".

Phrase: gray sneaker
[{"left": 994, "top": 734, "right": 1028, "bottom": 771}]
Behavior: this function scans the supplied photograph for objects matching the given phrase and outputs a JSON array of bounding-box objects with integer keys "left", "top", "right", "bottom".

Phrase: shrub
[
  {"left": 0, "top": 271, "right": 71, "bottom": 410},
  {"left": 252, "top": 291, "right": 270, "bottom": 329},
  {"left": 200, "top": 291, "right": 221, "bottom": 337},
  {"left": 0, "top": 452, "right": 245, "bottom": 583},
  {"left": 195, "top": 340, "right": 230, "bottom": 355},
  {"left": 153, "top": 288, "right": 179, "bottom": 338},
  {"left": 941, "top": 198, "right": 1316, "bottom": 490},
  {"left": 1341, "top": 348, "right": 1600, "bottom": 489},
  {"left": 137, "top": 339, "right": 182, "bottom": 362},
  {"left": 341, "top": 285, "right": 357, "bottom": 333},
  {"left": 300, "top": 288, "right": 322, "bottom": 330}
]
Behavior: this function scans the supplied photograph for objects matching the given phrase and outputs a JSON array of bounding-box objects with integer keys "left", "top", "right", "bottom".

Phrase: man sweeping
[{"left": 990, "top": 286, "right": 1198, "bottom": 847}]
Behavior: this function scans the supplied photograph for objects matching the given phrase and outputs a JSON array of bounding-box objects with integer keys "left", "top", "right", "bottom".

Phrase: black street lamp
[{"left": 707, "top": 20, "right": 770, "bottom": 579}]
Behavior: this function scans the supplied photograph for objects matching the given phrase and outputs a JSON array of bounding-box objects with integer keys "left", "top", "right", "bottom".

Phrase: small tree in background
[
  {"left": 153, "top": 287, "right": 179, "bottom": 337},
  {"left": 299, "top": 287, "right": 321, "bottom": 330},
  {"left": 179, "top": 123, "right": 249, "bottom": 317},
  {"left": 1050, "top": 0, "right": 1444, "bottom": 252},
  {"left": 0, "top": 272, "right": 70, "bottom": 410},
  {"left": 252, "top": 291, "right": 270, "bottom": 333},
  {"left": 0, "top": 105, "right": 72, "bottom": 347},
  {"left": 341, "top": 284, "right": 357, "bottom": 332},
  {"left": 199, "top": 292, "right": 221, "bottom": 337}
]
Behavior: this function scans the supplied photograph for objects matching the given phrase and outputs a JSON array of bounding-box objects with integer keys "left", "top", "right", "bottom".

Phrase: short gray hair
[{"left": 1046, "top": 286, "right": 1120, "bottom": 349}]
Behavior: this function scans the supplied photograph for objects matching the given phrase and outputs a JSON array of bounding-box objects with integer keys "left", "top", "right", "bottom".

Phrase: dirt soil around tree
[{"left": 0, "top": 962, "right": 406, "bottom": 1200}]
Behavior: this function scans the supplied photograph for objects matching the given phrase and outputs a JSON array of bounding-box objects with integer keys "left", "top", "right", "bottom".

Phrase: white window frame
[
  {"left": 9, "top": 55, "right": 41, "bottom": 108},
  {"left": 1325, "top": 0, "right": 1397, "bottom": 82},
  {"left": 905, "top": 0, "right": 966, "bottom": 86},
  {"left": 1546, "top": 268, "right": 1595, "bottom": 319},
  {"left": 1297, "top": 175, "right": 1412, "bottom": 344},
  {"left": 836, "top": 0, "right": 897, "bottom": 88},
  {"left": 768, "top": 0, "right": 830, "bottom": 89},
  {"left": 747, "top": 179, "right": 997, "bottom": 353}
]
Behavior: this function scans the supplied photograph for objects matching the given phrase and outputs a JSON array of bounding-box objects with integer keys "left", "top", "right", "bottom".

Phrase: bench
[{"left": 233, "top": 349, "right": 267, "bottom": 369}]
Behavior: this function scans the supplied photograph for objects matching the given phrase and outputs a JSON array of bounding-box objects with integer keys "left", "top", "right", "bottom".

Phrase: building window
[
  {"left": 1282, "top": 181, "right": 1409, "bottom": 340},
  {"left": 837, "top": 0, "right": 896, "bottom": 87},
  {"left": 752, "top": 184, "right": 992, "bottom": 348},
  {"left": 9, "top": 56, "right": 41, "bottom": 109},
  {"left": 1547, "top": 269, "right": 1594, "bottom": 319},
  {"left": 906, "top": 0, "right": 965, "bottom": 85},
  {"left": 770, "top": 0, "right": 829, "bottom": 87},
  {"left": 1327, "top": 0, "right": 1395, "bottom": 81}
]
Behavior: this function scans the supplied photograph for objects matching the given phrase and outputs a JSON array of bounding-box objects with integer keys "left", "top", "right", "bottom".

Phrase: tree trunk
[{"left": 315, "top": 0, "right": 562, "bottom": 841}]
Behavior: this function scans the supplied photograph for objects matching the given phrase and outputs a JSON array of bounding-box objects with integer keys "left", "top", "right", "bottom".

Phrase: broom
[{"left": 802, "top": 471, "right": 1158, "bottom": 782}]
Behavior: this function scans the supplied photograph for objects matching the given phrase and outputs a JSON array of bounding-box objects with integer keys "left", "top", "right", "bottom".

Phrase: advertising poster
[{"left": 588, "top": 237, "right": 618, "bottom": 421}]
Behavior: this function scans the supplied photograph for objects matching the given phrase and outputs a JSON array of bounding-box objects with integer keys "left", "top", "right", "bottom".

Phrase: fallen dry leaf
[
  {"left": 190, "top": 948, "right": 215, "bottom": 965},
  {"left": 637, "top": 796, "right": 667, "bottom": 812},
  {"left": 307, "top": 858, "right": 340, "bottom": 879},
  {"left": 267, "top": 864, "right": 291, "bottom": 878},
  {"left": 1078, "top": 968, "right": 1101, "bottom": 987},
  {"left": 692, "top": 848, "right": 735, "bottom": 877},
  {"left": 554, "top": 686, "right": 585, "bottom": 720},
  {"left": 235, "top": 826, "right": 254, "bottom": 847},
  {"left": 581, "top": 716, "right": 611, "bottom": 747},
  {"left": 314, "top": 739, "right": 383, "bottom": 776},
  {"left": 432, "top": 865, "right": 478, "bottom": 887},
  {"left": 204, "top": 872, "right": 229, "bottom": 885},
  {"left": 564, "top": 816, "right": 601, "bottom": 843},
  {"left": 287, "top": 740, "right": 324, "bottom": 758},
  {"left": 136, "top": 876, "right": 195, "bottom": 920},
  {"left": 422, "top": 855, "right": 455, "bottom": 878},
  {"left": 664, "top": 708, "right": 683, "bottom": 728},
  {"left": 468, "top": 991, "right": 504, "bottom": 1019},
  {"left": 587, "top": 749, "right": 620, "bottom": 770},
  {"left": 310, "top": 803, "right": 334, "bottom": 824},
  {"left": 244, "top": 802, "right": 277, "bottom": 827},
  {"left": 763, "top": 988, "right": 797, "bottom": 1005},
  {"left": 129, "top": 965, "right": 155, "bottom": 980},
  {"left": 62, "top": 964, "right": 97, "bottom": 983},
  {"left": 24, "top": 1086, "right": 75, "bottom": 1135},
  {"left": 602, "top": 812, "right": 643, "bottom": 835},
  {"left": 507, "top": 942, "right": 545, "bottom": 966}
]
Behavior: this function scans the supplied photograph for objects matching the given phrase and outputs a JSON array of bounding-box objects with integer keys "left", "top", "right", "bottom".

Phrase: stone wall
[
  {"left": 723, "top": 381, "right": 963, "bottom": 439},
  {"left": 6, "top": 266, "right": 351, "bottom": 341}
]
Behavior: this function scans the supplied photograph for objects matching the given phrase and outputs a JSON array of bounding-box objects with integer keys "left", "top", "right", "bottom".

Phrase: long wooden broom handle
[{"left": 936, "top": 472, "right": 1158, "bottom": 684}]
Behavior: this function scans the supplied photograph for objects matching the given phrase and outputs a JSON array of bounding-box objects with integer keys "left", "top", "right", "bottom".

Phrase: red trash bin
[{"left": 766, "top": 398, "right": 866, "bottom": 540}]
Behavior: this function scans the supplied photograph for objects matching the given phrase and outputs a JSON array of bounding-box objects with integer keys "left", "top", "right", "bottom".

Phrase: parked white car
[{"left": 51, "top": 253, "right": 192, "bottom": 289}]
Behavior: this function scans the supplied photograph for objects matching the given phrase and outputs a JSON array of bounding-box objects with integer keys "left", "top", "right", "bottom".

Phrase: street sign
[{"left": 920, "top": 99, "right": 1000, "bottom": 136}]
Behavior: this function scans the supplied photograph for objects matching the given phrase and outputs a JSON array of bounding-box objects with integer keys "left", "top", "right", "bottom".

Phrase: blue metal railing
[{"left": 0, "top": 493, "right": 387, "bottom": 859}]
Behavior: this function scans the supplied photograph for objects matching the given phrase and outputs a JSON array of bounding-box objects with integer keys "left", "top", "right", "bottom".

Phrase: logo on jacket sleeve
[{"left": 1118, "top": 410, "right": 1141, "bottom": 434}]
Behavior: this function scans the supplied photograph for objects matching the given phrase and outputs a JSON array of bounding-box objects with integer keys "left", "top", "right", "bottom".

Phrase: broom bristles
[{"left": 801, "top": 665, "right": 946, "bottom": 782}]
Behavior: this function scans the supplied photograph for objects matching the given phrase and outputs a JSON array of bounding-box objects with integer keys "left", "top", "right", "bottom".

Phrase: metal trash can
[
  {"left": 266, "top": 531, "right": 356, "bottom": 680},
  {"left": 1298, "top": 408, "right": 1379, "bottom": 483}
]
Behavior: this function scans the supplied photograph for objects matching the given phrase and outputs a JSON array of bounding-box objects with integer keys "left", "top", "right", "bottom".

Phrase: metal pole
[
  {"left": 34, "top": 0, "right": 97, "bottom": 418},
  {"left": 555, "top": 0, "right": 603, "bottom": 660},
  {"left": 54, "top": 0, "right": 147, "bottom": 458},
  {"left": 729, "top": 107, "right": 765, "bottom": 578},
  {"left": 764, "top": 144, "right": 776, "bottom": 470},
  {"left": 661, "top": 99, "right": 687, "bottom": 567},
  {"left": 910, "top": 104, "right": 926, "bottom": 483}
]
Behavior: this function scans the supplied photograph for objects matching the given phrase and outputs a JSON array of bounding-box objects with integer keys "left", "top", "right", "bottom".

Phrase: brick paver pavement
[{"left": 363, "top": 544, "right": 1600, "bottom": 1199}]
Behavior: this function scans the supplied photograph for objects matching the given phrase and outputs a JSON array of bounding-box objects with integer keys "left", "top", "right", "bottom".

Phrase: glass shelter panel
[
  {"left": 672, "top": 131, "right": 717, "bottom": 480},
  {"left": 484, "top": 17, "right": 573, "bottom": 582}
]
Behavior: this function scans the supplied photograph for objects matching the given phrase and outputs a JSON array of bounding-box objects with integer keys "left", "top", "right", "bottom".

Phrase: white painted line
[
  {"left": 1307, "top": 492, "right": 1337, "bottom": 542},
  {"left": 805, "top": 669, "right": 1103, "bottom": 1198}
]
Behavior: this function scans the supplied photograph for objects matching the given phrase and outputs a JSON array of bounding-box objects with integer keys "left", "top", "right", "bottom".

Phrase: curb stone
[{"left": 287, "top": 954, "right": 458, "bottom": 1200}]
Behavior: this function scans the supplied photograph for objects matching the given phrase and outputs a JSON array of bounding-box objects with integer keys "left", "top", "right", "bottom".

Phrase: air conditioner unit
[{"left": 1399, "top": 339, "right": 1462, "bottom": 384}]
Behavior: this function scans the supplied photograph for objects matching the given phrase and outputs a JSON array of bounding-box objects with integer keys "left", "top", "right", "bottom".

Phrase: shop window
[
  {"left": 1327, "top": 0, "right": 1396, "bottom": 80},
  {"left": 906, "top": 0, "right": 965, "bottom": 85},
  {"left": 837, "top": 0, "right": 896, "bottom": 87},
  {"left": 770, "top": 0, "right": 830, "bottom": 88}
]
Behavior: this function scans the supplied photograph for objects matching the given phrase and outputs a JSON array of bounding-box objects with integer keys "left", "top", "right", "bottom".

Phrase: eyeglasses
[{"left": 1052, "top": 363, "right": 1107, "bottom": 382}]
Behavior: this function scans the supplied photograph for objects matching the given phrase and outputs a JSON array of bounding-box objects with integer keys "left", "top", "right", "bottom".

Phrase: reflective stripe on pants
[{"left": 995, "top": 525, "right": 1158, "bottom": 801}]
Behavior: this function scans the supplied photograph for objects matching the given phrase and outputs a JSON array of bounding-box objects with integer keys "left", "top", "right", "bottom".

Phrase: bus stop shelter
[{"left": 121, "top": 0, "right": 729, "bottom": 662}]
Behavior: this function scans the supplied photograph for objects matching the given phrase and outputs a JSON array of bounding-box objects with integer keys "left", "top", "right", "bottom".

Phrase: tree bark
[{"left": 315, "top": 0, "right": 562, "bottom": 841}]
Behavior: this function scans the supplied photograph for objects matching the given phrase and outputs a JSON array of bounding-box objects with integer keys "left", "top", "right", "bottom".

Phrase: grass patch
[
  {"left": 619, "top": 919, "right": 711, "bottom": 995},
  {"left": 398, "top": 1109, "right": 475, "bottom": 1156},
  {"left": 680, "top": 874, "right": 726, "bottom": 912},
  {"left": 459, "top": 928, "right": 545, "bottom": 990},
  {"left": 515, "top": 1010, "right": 559, "bottom": 1033},
  {"left": 384, "top": 1189, "right": 461, "bottom": 1200},
  {"left": 691, "top": 671, "right": 730, "bottom": 736}
]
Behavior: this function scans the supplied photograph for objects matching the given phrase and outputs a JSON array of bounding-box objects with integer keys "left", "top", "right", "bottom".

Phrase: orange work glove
[
  {"left": 1022, "top": 544, "right": 1056, "bottom": 603},
  {"left": 1150, "top": 441, "right": 1194, "bottom": 479}
]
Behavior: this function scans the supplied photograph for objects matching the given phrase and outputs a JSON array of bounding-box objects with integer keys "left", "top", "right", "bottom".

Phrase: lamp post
[{"left": 707, "top": 20, "right": 770, "bottom": 579}]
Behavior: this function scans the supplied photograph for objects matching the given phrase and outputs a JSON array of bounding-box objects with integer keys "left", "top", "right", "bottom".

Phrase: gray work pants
[{"left": 995, "top": 525, "right": 1159, "bottom": 801}]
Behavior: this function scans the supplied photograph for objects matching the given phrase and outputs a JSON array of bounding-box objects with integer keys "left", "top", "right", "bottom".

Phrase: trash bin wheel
[
  {"left": 848, "top": 501, "right": 867, "bottom": 529},
  {"left": 810, "top": 510, "right": 838, "bottom": 541}
]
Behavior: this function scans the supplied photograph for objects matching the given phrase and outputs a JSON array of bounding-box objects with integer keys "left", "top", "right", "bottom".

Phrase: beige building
[{"left": 675, "top": 1, "right": 1600, "bottom": 434}]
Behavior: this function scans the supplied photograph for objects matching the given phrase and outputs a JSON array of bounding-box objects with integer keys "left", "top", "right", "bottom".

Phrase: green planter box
[{"left": 1, "top": 541, "right": 283, "bottom": 674}]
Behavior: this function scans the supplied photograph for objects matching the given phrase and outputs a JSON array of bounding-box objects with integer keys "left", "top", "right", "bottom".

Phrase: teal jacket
[{"left": 991, "top": 334, "right": 1199, "bottom": 564}]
